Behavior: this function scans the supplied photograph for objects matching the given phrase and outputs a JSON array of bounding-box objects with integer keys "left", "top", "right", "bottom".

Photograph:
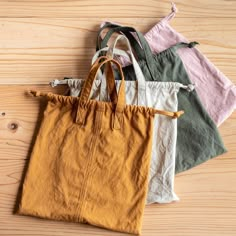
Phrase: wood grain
[
  {"left": 0, "top": 0, "right": 235, "bottom": 18},
  {"left": 0, "top": 18, "right": 236, "bottom": 84},
  {"left": 0, "top": 1, "right": 236, "bottom": 235}
]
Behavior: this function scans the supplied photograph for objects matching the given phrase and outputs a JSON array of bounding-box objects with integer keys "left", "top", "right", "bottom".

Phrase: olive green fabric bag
[{"left": 97, "top": 25, "right": 227, "bottom": 173}]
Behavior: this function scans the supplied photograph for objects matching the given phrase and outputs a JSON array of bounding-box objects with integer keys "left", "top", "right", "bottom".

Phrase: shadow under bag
[
  {"left": 18, "top": 57, "right": 183, "bottom": 235},
  {"left": 97, "top": 26, "right": 227, "bottom": 173}
]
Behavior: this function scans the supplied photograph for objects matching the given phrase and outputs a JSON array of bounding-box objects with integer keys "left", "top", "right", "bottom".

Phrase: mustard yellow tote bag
[{"left": 18, "top": 57, "right": 183, "bottom": 235}]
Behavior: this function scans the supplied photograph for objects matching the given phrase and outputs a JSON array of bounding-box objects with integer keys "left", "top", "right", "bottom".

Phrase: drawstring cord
[
  {"left": 27, "top": 89, "right": 184, "bottom": 119},
  {"left": 180, "top": 84, "right": 195, "bottom": 92},
  {"left": 154, "top": 109, "right": 184, "bottom": 119},
  {"left": 28, "top": 90, "right": 47, "bottom": 97},
  {"left": 164, "top": 2, "right": 178, "bottom": 22},
  {"left": 50, "top": 79, "right": 69, "bottom": 87}
]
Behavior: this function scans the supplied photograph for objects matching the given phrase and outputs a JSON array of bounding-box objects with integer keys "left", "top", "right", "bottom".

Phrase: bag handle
[
  {"left": 96, "top": 23, "right": 143, "bottom": 58},
  {"left": 78, "top": 57, "right": 126, "bottom": 129},
  {"left": 90, "top": 56, "right": 119, "bottom": 104},
  {"left": 93, "top": 35, "right": 146, "bottom": 84},
  {"left": 96, "top": 22, "right": 121, "bottom": 51},
  {"left": 96, "top": 25, "right": 157, "bottom": 81},
  {"left": 97, "top": 23, "right": 199, "bottom": 64},
  {"left": 97, "top": 26, "right": 151, "bottom": 61},
  {"left": 107, "top": 34, "right": 146, "bottom": 90},
  {"left": 92, "top": 35, "right": 147, "bottom": 106}
]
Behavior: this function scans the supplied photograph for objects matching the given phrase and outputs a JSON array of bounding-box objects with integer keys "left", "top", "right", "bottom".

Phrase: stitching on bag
[
  {"left": 76, "top": 108, "right": 104, "bottom": 222},
  {"left": 53, "top": 125, "right": 77, "bottom": 206}
]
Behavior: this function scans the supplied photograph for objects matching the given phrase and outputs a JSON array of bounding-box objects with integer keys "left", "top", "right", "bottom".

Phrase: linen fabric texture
[
  {"left": 96, "top": 26, "right": 227, "bottom": 174},
  {"left": 53, "top": 35, "right": 191, "bottom": 204},
  {"left": 67, "top": 79, "right": 184, "bottom": 205},
  {"left": 18, "top": 57, "right": 183, "bottom": 235},
  {"left": 102, "top": 2, "right": 236, "bottom": 126}
]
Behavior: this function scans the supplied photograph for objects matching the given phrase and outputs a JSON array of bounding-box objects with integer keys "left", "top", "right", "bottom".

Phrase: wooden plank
[
  {"left": 0, "top": 85, "right": 65, "bottom": 160},
  {"left": 0, "top": 54, "right": 234, "bottom": 85},
  {"left": 0, "top": 18, "right": 236, "bottom": 84},
  {"left": 0, "top": 0, "right": 235, "bottom": 18}
]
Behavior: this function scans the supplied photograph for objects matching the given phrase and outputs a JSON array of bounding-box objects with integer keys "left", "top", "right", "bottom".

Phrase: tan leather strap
[
  {"left": 77, "top": 57, "right": 126, "bottom": 129},
  {"left": 79, "top": 56, "right": 126, "bottom": 114}
]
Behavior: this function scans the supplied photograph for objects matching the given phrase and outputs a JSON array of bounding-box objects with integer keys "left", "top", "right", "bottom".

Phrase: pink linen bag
[{"left": 101, "top": 3, "right": 236, "bottom": 125}]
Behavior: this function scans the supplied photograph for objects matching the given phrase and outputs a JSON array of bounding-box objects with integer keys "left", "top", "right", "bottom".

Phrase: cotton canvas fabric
[
  {"left": 51, "top": 35, "right": 191, "bottom": 203},
  {"left": 18, "top": 57, "right": 183, "bottom": 234},
  {"left": 102, "top": 3, "right": 236, "bottom": 126},
  {"left": 96, "top": 26, "right": 227, "bottom": 174},
  {"left": 65, "top": 79, "right": 188, "bottom": 204}
]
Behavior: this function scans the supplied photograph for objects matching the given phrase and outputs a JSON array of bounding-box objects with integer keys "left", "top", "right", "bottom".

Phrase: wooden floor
[{"left": 0, "top": 1, "right": 236, "bottom": 235}]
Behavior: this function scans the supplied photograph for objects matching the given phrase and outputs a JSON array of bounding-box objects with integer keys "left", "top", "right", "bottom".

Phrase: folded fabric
[
  {"left": 18, "top": 57, "right": 183, "bottom": 235},
  {"left": 51, "top": 35, "right": 193, "bottom": 204},
  {"left": 101, "top": 2, "right": 236, "bottom": 126},
  {"left": 96, "top": 26, "right": 227, "bottom": 173}
]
